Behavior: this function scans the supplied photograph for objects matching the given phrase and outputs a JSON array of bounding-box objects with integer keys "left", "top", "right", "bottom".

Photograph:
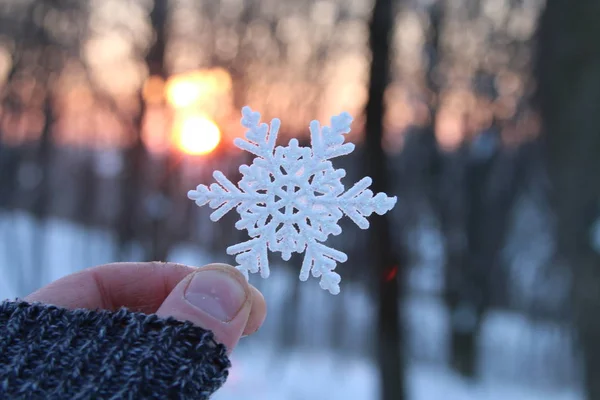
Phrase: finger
[
  {"left": 24, "top": 262, "right": 196, "bottom": 313},
  {"left": 244, "top": 286, "right": 267, "bottom": 336},
  {"left": 155, "top": 264, "right": 256, "bottom": 352}
]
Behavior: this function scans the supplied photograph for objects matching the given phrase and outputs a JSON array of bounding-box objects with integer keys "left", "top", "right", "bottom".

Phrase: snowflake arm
[
  {"left": 310, "top": 112, "right": 355, "bottom": 161},
  {"left": 187, "top": 171, "right": 243, "bottom": 221},
  {"left": 337, "top": 177, "right": 397, "bottom": 229},
  {"left": 233, "top": 106, "right": 280, "bottom": 159},
  {"left": 227, "top": 237, "right": 270, "bottom": 279},
  {"left": 300, "top": 241, "right": 348, "bottom": 295},
  {"left": 187, "top": 170, "right": 267, "bottom": 222}
]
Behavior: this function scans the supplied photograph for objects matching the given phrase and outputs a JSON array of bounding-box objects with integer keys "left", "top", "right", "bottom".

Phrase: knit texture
[{"left": 0, "top": 301, "right": 230, "bottom": 399}]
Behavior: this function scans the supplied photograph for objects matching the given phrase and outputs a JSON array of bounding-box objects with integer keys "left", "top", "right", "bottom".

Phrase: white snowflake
[{"left": 187, "top": 106, "right": 397, "bottom": 294}]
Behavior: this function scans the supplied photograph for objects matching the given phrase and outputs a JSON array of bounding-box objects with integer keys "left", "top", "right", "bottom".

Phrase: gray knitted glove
[{"left": 0, "top": 301, "right": 230, "bottom": 399}]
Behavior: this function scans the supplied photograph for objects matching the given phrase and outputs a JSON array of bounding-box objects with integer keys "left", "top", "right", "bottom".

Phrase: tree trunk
[
  {"left": 118, "top": 0, "right": 168, "bottom": 261},
  {"left": 365, "top": 0, "right": 405, "bottom": 398},
  {"left": 147, "top": 0, "right": 186, "bottom": 263},
  {"left": 536, "top": 1, "right": 600, "bottom": 398}
]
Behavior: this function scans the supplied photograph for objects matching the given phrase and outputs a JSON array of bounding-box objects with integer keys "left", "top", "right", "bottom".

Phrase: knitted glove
[{"left": 0, "top": 301, "right": 230, "bottom": 399}]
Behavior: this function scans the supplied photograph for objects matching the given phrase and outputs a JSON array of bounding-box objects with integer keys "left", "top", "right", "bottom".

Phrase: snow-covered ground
[
  {"left": 0, "top": 212, "right": 582, "bottom": 399},
  {"left": 217, "top": 343, "right": 581, "bottom": 400}
]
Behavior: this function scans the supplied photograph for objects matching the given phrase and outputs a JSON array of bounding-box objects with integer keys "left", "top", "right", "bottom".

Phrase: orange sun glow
[
  {"left": 165, "top": 68, "right": 232, "bottom": 110},
  {"left": 166, "top": 79, "right": 201, "bottom": 109},
  {"left": 175, "top": 115, "right": 221, "bottom": 155}
]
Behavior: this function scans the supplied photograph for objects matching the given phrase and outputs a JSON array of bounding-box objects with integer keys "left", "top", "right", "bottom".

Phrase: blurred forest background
[{"left": 0, "top": 0, "right": 599, "bottom": 399}]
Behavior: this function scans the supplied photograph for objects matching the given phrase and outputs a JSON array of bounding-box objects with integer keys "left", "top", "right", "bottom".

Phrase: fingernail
[{"left": 184, "top": 269, "right": 248, "bottom": 322}]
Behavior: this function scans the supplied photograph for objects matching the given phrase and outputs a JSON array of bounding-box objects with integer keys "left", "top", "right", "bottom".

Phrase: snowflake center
[{"left": 274, "top": 183, "right": 302, "bottom": 214}]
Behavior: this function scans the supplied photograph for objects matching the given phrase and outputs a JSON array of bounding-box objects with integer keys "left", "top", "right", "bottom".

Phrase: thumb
[{"left": 156, "top": 264, "right": 252, "bottom": 353}]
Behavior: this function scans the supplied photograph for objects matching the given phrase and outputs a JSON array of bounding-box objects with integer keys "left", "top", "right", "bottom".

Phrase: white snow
[
  {"left": 0, "top": 211, "right": 583, "bottom": 399},
  {"left": 215, "top": 342, "right": 581, "bottom": 400}
]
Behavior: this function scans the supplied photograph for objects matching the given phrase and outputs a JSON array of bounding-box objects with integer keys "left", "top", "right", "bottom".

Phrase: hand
[{"left": 24, "top": 262, "right": 267, "bottom": 353}]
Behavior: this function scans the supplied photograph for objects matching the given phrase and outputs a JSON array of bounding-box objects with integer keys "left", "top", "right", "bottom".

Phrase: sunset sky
[{"left": 0, "top": 0, "right": 543, "bottom": 153}]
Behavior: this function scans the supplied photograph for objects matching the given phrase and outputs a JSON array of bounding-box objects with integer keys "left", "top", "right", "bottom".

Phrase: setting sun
[{"left": 175, "top": 115, "right": 221, "bottom": 155}]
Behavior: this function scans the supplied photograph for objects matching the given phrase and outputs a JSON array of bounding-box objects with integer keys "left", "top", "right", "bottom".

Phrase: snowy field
[
  {"left": 0, "top": 212, "right": 583, "bottom": 400},
  {"left": 217, "top": 344, "right": 581, "bottom": 400}
]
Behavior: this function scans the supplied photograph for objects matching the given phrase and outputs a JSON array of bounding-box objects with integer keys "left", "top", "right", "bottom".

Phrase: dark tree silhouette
[
  {"left": 117, "top": 0, "right": 168, "bottom": 262},
  {"left": 536, "top": 0, "right": 600, "bottom": 398},
  {"left": 365, "top": 0, "right": 405, "bottom": 398}
]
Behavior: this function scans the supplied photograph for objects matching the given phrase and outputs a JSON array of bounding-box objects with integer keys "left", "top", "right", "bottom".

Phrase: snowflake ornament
[{"left": 187, "top": 106, "right": 397, "bottom": 294}]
